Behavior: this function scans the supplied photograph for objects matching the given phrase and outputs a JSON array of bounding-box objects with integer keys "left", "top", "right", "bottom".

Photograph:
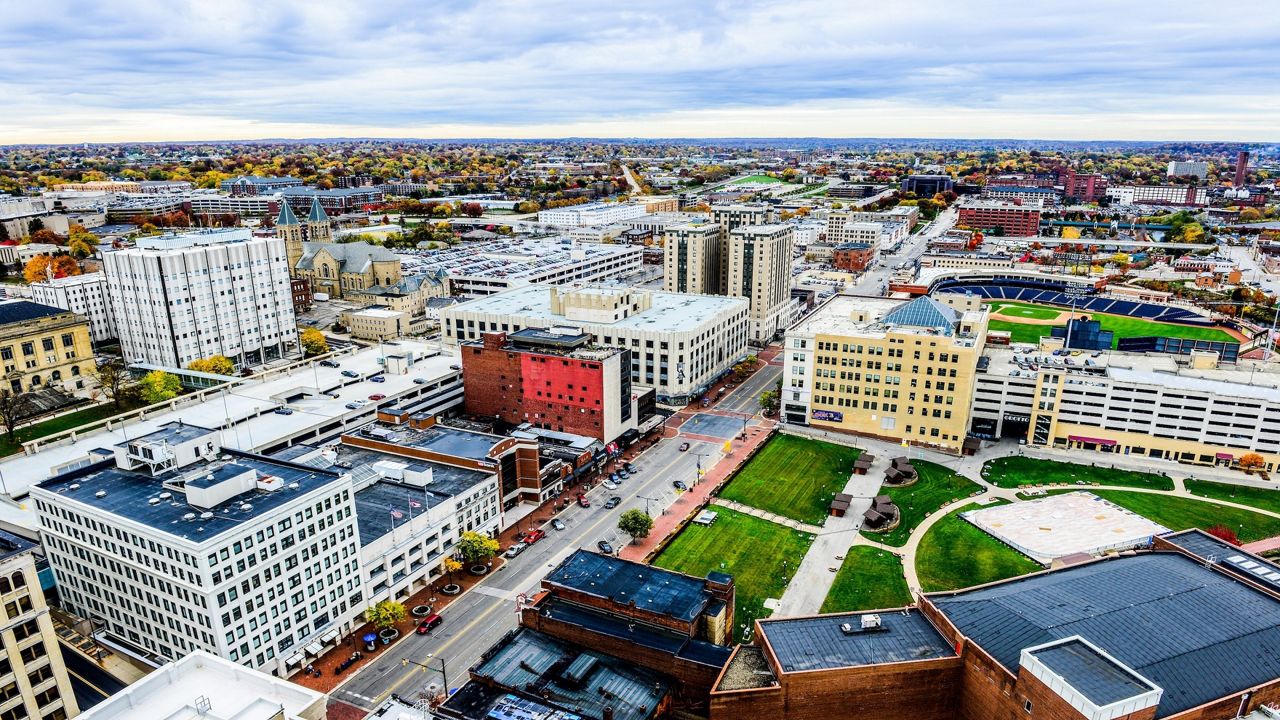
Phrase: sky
[{"left": 1, "top": 0, "right": 1277, "bottom": 144}]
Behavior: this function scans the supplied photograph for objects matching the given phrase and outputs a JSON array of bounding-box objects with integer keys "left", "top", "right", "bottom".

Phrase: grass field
[
  {"left": 0, "top": 400, "right": 143, "bottom": 458},
  {"left": 719, "top": 434, "right": 860, "bottom": 526},
  {"left": 1187, "top": 479, "right": 1280, "bottom": 515},
  {"left": 821, "top": 546, "right": 912, "bottom": 613},
  {"left": 988, "top": 301, "right": 1064, "bottom": 320},
  {"left": 1090, "top": 490, "right": 1280, "bottom": 543},
  {"left": 731, "top": 174, "right": 785, "bottom": 184},
  {"left": 982, "top": 456, "right": 1174, "bottom": 491},
  {"left": 863, "top": 461, "right": 983, "bottom": 546},
  {"left": 983, "top": 301, "right": 1236, "bottom": 349},
  {"left": 654, "top": 506, "right": 813, "bottom": 641},
  {"left": 916, "top": 501, "right": 1043, "bottom": 592}
]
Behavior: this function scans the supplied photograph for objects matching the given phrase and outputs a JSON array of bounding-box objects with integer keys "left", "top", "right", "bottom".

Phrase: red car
[
  {"left": 577, "top": 494, "right": 591, "bottom": 508},
  {"left": 415, "top": 614, "right": 442, "bottom": 634},
  {"left": 524, "top": 529, "right": 546, "bottom": 544},
  {"left": 368, "top": 393, "right": 386, "bottom": 401}
]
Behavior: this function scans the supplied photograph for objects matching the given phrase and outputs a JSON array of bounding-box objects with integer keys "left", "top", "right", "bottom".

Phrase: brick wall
[{"left": 1016, "top": 665, "right": 1156, "bottom": 720}]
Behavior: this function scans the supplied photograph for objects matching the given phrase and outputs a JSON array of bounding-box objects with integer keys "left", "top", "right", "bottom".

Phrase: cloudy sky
[{"left": 1, "top": 0, "right": 1276, "bottom": 143}]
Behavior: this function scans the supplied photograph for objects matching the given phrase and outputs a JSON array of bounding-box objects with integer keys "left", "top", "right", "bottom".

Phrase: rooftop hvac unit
[
  {"left": 861, "top": 614, "right": 882, "bottom": 630},
  {"left": 95, "top": 490, "right": 107, "bottom": 499},
  {"left": 839, "top": 623, "right": 854, "bottom": 635},
  {"left": 148, "top": 498, "right": 161, "bottom": 505},
  {"left": 199, "top": 512, "right": 214, "bottom": 521},
  {"left": 183, "top": 513, "right": 197, "bottom": 521},
  {"left": 158, "top": 492, "right": 172, "bottom": 500}
]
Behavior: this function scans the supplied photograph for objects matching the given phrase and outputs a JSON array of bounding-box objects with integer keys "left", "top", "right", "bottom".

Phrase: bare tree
[
  {"left": 0, "top": 390, "right": 33, "bottom": 441},
  {"left": 90, "top": 359, "right": 132, "bottom": 409}
]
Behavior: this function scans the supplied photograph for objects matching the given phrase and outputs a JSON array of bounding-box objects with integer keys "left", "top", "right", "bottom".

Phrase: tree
[
  {"left": 759, "top": 389, "right": 778, "bottom": 410},
  {"left": 617, "top": 509, "right": 654, "bottom": 542},
  {"left": 442, "top": 557, "right": 462, "bottom": 580},
  {"left": 67, "top": 225, "right": 99, "bottom": 258},
  {"left": 456, "top": 531, "right": 499, "bottom": 565},
  {"left": 24, "top": 254, "right": 81, "bottom": 283},
  {"left": 1206, "top": 525, "right": 1241, "bottom": 546},
  {"left": 187, "top": 355, "right": 235, "bottom": 375},
  {"left": 0, "top": 223, "right": 8, "bottom": 242},
  {"left": 363, "top": 599, "right": 406, "bottom": 630},
  {"left": 26, "top": 218, "right": 43, "bottom": 234},
  {"left": 0, "top": 390, "right": 33, "bottom": 441},
  {"left": 28, "top": 228, "right": 61, "bottom": 245},
  {"left": 140, "top": 370, "right": 182, "bottom": 404},
  {"left": 1239, "top": 453, "right": 1266, "bottom": 471},
  {"left": 300, "top": 328, "right": 329, "bottom": 356},
  {"left": 91, "top": 358, "right": 133, "bottom": 409}
]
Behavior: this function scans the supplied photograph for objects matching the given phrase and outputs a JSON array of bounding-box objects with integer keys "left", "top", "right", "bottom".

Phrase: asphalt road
[
  {"left": 717, "top": 360, "right": 783, "bottom": 415},
  {"left": 62, "top": 646, "right": 127, "bottom": 714},
  {"left": 850, "top": 206, "right": 957, "bottom": 296},
  {"left": 331, "top": 430, "right": 722, "bottom": 711}
]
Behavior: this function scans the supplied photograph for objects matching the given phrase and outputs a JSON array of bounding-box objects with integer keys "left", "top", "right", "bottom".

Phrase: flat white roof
[
  {"left": 963, "top": 492, "right": 1169, "bottom": 564},
  {"left": 78, "top": 650, "right": 325, "bottom": 720},
  {"left": 447, "top": 284, "right": 748, "bottom": 333},
  {"left": 789, "top": 294, "right": 907, "bottom": 336}
]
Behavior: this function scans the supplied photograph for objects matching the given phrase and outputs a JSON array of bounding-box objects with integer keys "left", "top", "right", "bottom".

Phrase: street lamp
[{"left": 401, "top": 653, "right": 449, "bottom": 697}]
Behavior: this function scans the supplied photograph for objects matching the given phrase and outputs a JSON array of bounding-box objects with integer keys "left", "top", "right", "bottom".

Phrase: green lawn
[
  {"left": 1092, "top": 490, "right": 1280, "bottom": 543},
  {"left": 821, "top": 546, "right": 912, "bottom": 613},
  {"left": 916, "top": 501, "right": 1043, "bottom": 592},
  {"left": 1186, "top": 479, "right": 1280, "bottom": 515},
  {"left": 987, "top": 301, "right": 1064, "bottom": 320},
  {"left": 863, "top": 461, "right": 984, "bottom": 546},
  {"left": 982, "top": 456, "right": 1174, "bottom": 491},
  {"left": 719, "top": 434, "right": 860, "bottom": 526},
  {"left": 731, "top": 174, "right": 785, "bottom": 184},
  {"left": 654, "top": 507, "right": 813, "bottom": 641},
  {"left": 985, "top": 307, "right": 1236, "bottom": 348},
  {"left": 986, "top": 318, "right": 1054, "bottom": 344},
  {"left": 0, "top": 400, "right": 142, "bottom": 458}
]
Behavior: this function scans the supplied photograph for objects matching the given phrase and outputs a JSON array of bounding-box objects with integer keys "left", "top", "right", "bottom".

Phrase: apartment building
[
  {"left": 31, "top": 422, "right": 365, "bottom": 676},
  {"left": 441, "top": 284, "right": 749, "bottom": 403},
  {"left": 536, "top": 202, "right": 648, "bottom": 226},
  {"left": 980, "top": 185, "right": 1060, "bottom": 207},
  {"left": 782, "top": 294, "right": 989, "bottom": 453},
  {"left": 664, "top": 223, "right": 724, "bottom": 295},
  {"left": 957, "top": 202, "right": 1041, "bottom": 237},
  {"left": 1059, "top": 169, "right": 1108, "bottom": 202},
  {"left": 824, "top": 215, "right": 908, "bottom": 250},
  {"left": 710, "top": 204, "right": 773, "bottom": 235},
  {"left": 220, "top": 176, "right": 303, "bottom": 196},
  {"left": 726, "top": 224, "right": 795, "bottom": 343},
  {"left": 0, "top": 531, "right": 78, "bottom": 720},
  {"left": 1167, "top": 160, "right": 1209, "bottom": 178},
  {"left": 0, "top": 301, "right": 95, "bottom": 394},
  {"left": 1104, "top": 185, "right": 1209, "bottom": 207},
  {"left": 973, "top": 346, "right": 1280, "bottom": 472},
  {"left": 30, "top": 272, "right": 116, "bottom": 343},
  {"left": 103, "top": 228, "right": 298, "bottom": 368}
]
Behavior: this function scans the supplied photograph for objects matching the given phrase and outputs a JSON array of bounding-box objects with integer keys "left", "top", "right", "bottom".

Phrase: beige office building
[
  {"left": 726, "top": 224, "right": 795, "bottom": 344},
  {"left": 0, "top": 531, "right": 79, "bottom": 720},
  {"left": 783, "top": 294, "right": 989, "bottom": 453},
  {"left": 663, "top": 223, "right": 723, "bottom": 295}
]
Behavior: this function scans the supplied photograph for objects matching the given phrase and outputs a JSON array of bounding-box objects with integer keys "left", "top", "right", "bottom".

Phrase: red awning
[
  {"left": 1068, "top": 435, "right": 1116, "bottom": 447},
  {"left": 1216, "top": 453, "right": 1234, "bottom": 460}
]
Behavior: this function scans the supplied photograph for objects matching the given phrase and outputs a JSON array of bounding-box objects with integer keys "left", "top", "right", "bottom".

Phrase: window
[{"left": 1024, "top": 699, "right": 1033, "bottom": 714}]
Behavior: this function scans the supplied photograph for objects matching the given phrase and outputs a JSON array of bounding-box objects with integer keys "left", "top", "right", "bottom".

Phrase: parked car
[
  {"left": 577, "top": 494, "right": 591, "bottom": 508},
  {"left": 344, "top": 402, "right": 361, "bottom": 410},
  {"left": 623, "top": 461, "right": 638, "bottom": 474},
  {"left": 415, "top": 614, "right": 443, "bottom": 634},
  {"left": 503, "top": 543, "right": 527, "bottom": 559},
  {"left": 609, "top": 472, "right": 621, "bottom": 484},
  {"left": 603, "top": 496, "right": 621, "bottom": 509},
  {"left": 369, "top": 375, "right": 386, "bottom": 383},
  {"left": 597, "top": 540, "right": 615, "bottom": 555},
  {"left": 341, "top": 370, "right": 359, "bottom": 378},
  {"left": 672, "top": 480, "right": 689, "bottom": 491},
  {"left": 413, "top": 377, "right": 428, "bottom": 385},
  {"left": 524, "top": 529, "right": 546, "bottom": 544},
  {"left": 368, "top": 393, "right": 386, "bottom": 401},
  {"left": 449, "top": 364, "right": 461, "bottom": 370},
  {"left": 679, "top": 442, "right": 690, "bottom": 452},
  {"left": 319, "top": 360, "right": 340, "bottom": 368},
  {"left": 617, "top": 469, "right": 629, "bottom": 480},
  {"left": 273, "top": 407, "right": 294, "bottom": 415},
  {"left": 551, "top": 519, "right": 565, "bottom": 531},
  {"left": 602, "top": 480, "right": 619, "bottom": 490}
]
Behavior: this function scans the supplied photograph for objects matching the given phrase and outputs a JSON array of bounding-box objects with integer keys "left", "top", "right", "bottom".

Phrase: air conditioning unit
[{"left": 861, "top": 614, "right": 882, "bottom": 630}]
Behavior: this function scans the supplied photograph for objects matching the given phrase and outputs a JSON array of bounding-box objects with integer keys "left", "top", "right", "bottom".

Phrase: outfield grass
[
  {"left": 986, "top": 318, "right": 1054, "bottom": 344},
  {"left": 731, "top": 174, "right": 785, "bottom": 184},
  {"left": 719, "top": 434, "right": 860, "bottom": 526},
  {"left": 916, "top": 501, "right": 1043, "bottom": 592},
  {"left": 654, "top": 506, "right": 813, "bottom": 641},
  {"left": 821, "top": 546, "right": 912, "bottom": 613},
  {"left": 1092, "top": 490, "right": 1280, "bottom": 543},
  {"left": 982, "top": 456, "right": 1174, "bottom": 491},
  {"left": 863, "top": 461, "right": 983, "bottom": 546},
  {"left": 1186, "top": 479, "right": 1280, "bottom": 515},
  {"left": 986, "top": 308, "right": 1236, "bottom": 349},
  {"left": 987, "top": 301, "right": 1064, "bottom": 320},
  {"left": 0, "top": 400, "right": 143, "bottom": 458}
]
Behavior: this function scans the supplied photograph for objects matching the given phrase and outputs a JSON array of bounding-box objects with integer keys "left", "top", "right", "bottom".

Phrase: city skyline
[{"left": 2, "top": 0, "right": 1278, "bottom": 144}]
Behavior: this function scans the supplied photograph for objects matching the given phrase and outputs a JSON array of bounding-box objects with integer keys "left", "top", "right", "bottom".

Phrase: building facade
[
  {"left": 102, "top": 229, "right": 299, "bottom": 369},
  {"left": 0, "top": 301, "right": 95, "bottom": 394},
  {"left": 29, "top": 272, "right": 116, "bottom": 344},
  {"left": 832, "top": 243, "right": 876, "bottom": 272},
  {"left": 980, "top": 185, "right": 1060, "bottom": 207},
  {"left": 726, "top": 224, "right": 795, "bottom": 344},
  {"left": 537, "top": 202, "right": 648, "bottom": 226},
  {"left": 1104, "top": 185, "right": 1209, "bottom": 207},
  {"left": 782, "top": 295, "right": 989, "bottom": 454},
  {"left": 339, "top": 306, "right": 410, "bottom": 340},
  {"left": 294, "top": 242, "right": 401, "bottom": 300},
  {"left": 1059, "top": 169, "right": 1108, "bottom": 202},
  {"left": 902, "top": 174, "right": 953, "bottom": 196},
  {"left": 957, "top": 202, "right": 1042, "bottom": 237},
  {"left": 664, "top": 223, "right": 724, "bottom": 295},
  {"left": 0, "top": 531, "right": 79, "bottom": 720}
]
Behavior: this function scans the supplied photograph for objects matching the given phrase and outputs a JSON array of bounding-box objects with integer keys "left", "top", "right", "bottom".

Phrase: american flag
[
  {"left": 390, "top": 509, "right": 404, "bottom": 520},
  {"left": 409, "top": 500, "right": 422, "bottom": 508}
]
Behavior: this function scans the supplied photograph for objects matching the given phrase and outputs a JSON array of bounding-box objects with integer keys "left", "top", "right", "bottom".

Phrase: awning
[
  {"left": 304, "top": 642, "right": 324, "bottom": 656},
  {"left": 1068, "top": 435, "right": 1116, "bottom": 447},
  {"left": 285, "top": 653, "right": 305, "bottom": 667},
  {"left": 1216, "top": 452, "right": 1234, "bottom": 460},
  {"left": 320, "top": 629, "right": 340, "bottom": 644}
]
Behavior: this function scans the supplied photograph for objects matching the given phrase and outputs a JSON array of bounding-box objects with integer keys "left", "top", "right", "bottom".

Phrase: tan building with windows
[
  {"left": 339, "top": 306, "right": 411, "bottom": 340},
  {"left": 294, "top": 242, "right": 402, "bottom": 300},
  {"left": 782, "top": 294, "right": 989, "bottom": 453},
  {"left": 663, "top": 223, "right": 723, "bottom": 295},
  {"left": 726, "top": 224, "right": 795, "bottom": 344},
  {"left": 0, "top": 301, "right": 94, "bottom": 394},
  {"left": 0, "top": 530, "right": 79, "bottom": 720}
]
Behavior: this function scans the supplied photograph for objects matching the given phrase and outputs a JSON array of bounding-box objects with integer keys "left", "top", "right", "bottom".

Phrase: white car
[{"left": 602, "top": 480, "right": 619, "bottom": 490}]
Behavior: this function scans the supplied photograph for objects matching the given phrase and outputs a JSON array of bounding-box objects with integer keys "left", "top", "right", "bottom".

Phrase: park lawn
[
  {"left": 1091, "top": 490, "right": 1280, "bottom": 543},
  {"left": 654, "top": 506, "right": 813, "bottom": 641},
  {"left": 986, "top": 311, "right": 1235, "bottom": 349},
  {"left": 863, "top": 461, "right": 984, "bottom": 547},
  {"left": 0, "top": 399, "right": 143, "bottom": 458},
  {"left": 1186, "top": 479, "right": 1280, "bottom": 515},
  {"left": 986, "top": 301, "right": 1064, "bottom": 320},
  {"left": 719, "top": 434, "right": 860, "bottom": 526},
  {"left": 731, "top": 174, "right": 785, "bottom": 184},
  {"left": 982, "top": 456, "right": 1174, "bottom": 491},
  {"left": 821, "top": 546, "right": 912, "bottom": 614},
  {"left": 916, "top": 501, "right": 1043, "bottom": 592}
]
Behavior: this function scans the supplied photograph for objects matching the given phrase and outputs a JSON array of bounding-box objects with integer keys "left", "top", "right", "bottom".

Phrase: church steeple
[
  {"left": 276, "top": 200, "right": 300, "bottom": 227},
  {"left": 275, "top": 200, "right": 304, "bottom": 275},
  {"left": 305, "top": 196, "right": 332, "bottom": 243}
]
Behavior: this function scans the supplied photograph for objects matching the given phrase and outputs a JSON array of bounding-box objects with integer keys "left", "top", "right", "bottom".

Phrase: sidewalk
[{"left": 711, "top": 498, "right": 821, "bottom": 533}]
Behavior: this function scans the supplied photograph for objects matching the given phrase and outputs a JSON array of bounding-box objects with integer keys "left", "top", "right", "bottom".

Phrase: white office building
[
  {"left": 30, "top": 272, "right": 117, "bottom": 343},
  {"left": 401, "top": 238, "right": 642, "bottom": 298},
  {"left": 537, "top": 202, "right": 648, "bottom": 226},
  {"left": 1104, "top": 185, "right": 1209, "bottom": 207},
  {"left": 31, "top": 422, "right": 366, "bottom": 676},
  {"left": 1167, "top": 160, "right": 1209, "bottom": 178},
  {"left": 441, "top": 284, "right": 749, "bottom": 403},
  {"left": 102, "top": 228, "right": 298, "bottom": 368}
]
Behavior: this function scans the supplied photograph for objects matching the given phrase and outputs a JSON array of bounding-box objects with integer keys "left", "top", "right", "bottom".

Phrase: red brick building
[
  {"left": 461, "top": 328, "right": 636, "bottom": 443},
  {"left": 1061, "top": 169, "right": 1108, "bottom": 202},
  {"left": 832, "top": 242, "right": 876, "bottom": 272},
  {"left": 958, "top": 202, "right": 1042, "bottom": 237}
]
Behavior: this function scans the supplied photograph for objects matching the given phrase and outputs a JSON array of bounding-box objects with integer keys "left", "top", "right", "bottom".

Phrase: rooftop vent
[
  {"left": 95, "top": 490, "right": 107, "bottom": 499},
  {"left": 199, "top": 512, "right": 214, "bottom": 521},
  {"left": 840, "top": 623, "right": 855, "bottom": 635},
  {"left": 68, "top": 483, "right": 80, "bottom": 491},
  {"left": 239, "top": 503, "right": 253, "bottom": 512},
  {"left": 148, "top": 498, "right": 161, "bottom": 505},
  {"left": 159, "top": 492, "right": 172, "bottom": 501},
  {"left": 288, "top": 482, "right": 300, "bottom": 490},
  {"left": 183, "top": 513, "right": 197, "bottom": 521},
  {"left": 861, "top": 614, "right": 882, "bottom": 630}
]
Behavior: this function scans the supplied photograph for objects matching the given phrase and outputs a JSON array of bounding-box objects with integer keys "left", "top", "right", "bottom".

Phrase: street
[
  {"left": 330, "top": 427, "right": 722, "bottom": 711},
  {"left": 849, "top": 206, "right": 957, "bottom": 296}
]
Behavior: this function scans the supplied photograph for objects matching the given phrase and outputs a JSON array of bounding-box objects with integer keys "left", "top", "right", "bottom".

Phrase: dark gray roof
[
  {"left": 1160, "top": 529, "right": 1280, "bottom": 596},
  {"left": 401, "top": 425, "right": 503, "bottom": 462},
  {"left": 760, "top": 611, "right": 954, "bottom": 672},
  {"left": 296, "top": 242, "right": 398, "bottom": 272},
  {"left": 0, "top": 300, "right": 71, "bottom": 326},
  {"left": 114, "top": 421, "right": 217, "bottom": 448},
  {"left": 0, "top": 530, "right": 33, "bottom": 562},
  {"left": 1028, "top": 638, "right": 1157, "bottom": 707},
  {"left": 546, "top": 550, "right": 713, "bottom": 624},
  {"left": 932, "top": 553, "right": 1280, "bottom": 717},
  {"left": 539, "top": 598, "right": 731, "bottom": 669}
]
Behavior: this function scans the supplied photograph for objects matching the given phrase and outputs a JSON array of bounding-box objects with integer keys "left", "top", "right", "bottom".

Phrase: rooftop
[
  {"left": 537, "top": 597, "right": 732, "bottom": 668},
  {"left": 759, "top": 610, "right": 955, "bottom": 673},
  {"left": 930, "top": 552, "right": 1280, "bottom": 717},
  {"left": 0, "top": 529, "right": 33, "bottom": 563},
  {"left": 398, "top": 237, "right": 639, "bottom": 284},
  {"left": 790, "top": 294, "right": 980, "bottom": 343},
  {"left": 0, "top": 300, "right": 73, "bottom": 326},
  {"left": 447, "top": 284, "right": 748, "bottom": 333},
  {"left": 399, "top": 423, "right": 506, "bottom": 463},
  {"left": 545, "top": 549, "right": 716, "bottom": 624},
  {"left": 1025, "top": 637, "right": 1159, "bottom": 707}
]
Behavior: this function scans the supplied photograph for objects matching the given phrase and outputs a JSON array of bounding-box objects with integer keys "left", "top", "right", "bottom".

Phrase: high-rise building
[
  {"left": 1059, "top": 169, "right": 1107, "bottom": 202},
  {"left": 726, "top": 224, "right": 795, "bottom": 343},
  {"left": 1166, "top": 160, "right": 1209, "bottom": 178},
  {"left": 1234, "top": 150, "right": 1250, "bottom": 188},
  {"left": 0, "top": 530, "right": 79, "bottom": 720},
  {"left": 102, "top": 228, "right": 299, "bottom": 368},
  {"left": 663, "top": 222, "right": 724, "bottom": 295},
  {"left": 29, "top": 272, "right": 117, "bottom": 344},
  {"left": 782, "top": 294, "right": 989, "bottom": 454}
]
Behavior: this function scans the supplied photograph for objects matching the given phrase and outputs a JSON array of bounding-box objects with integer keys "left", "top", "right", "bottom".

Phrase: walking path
[{"left": 710, "top": 498, "right": 822, "bottom": 533}]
